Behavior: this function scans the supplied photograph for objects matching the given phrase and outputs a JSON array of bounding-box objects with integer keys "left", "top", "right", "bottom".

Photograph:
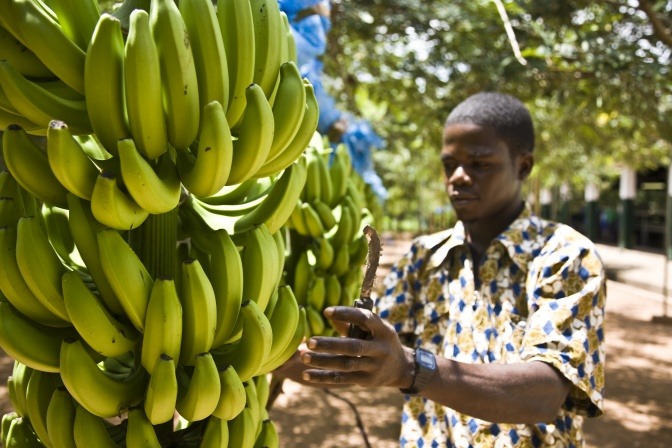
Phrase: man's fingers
[
  {"left": 323, "top": 306, "right": 386, "bottom": 335},
  {"left": 301, "top": 352, "right": 371, "bottom": 372},
  {"left": 302, "top": 369, "right": 367, "bottom": 386},
  {"left": 306, "top": 336, "right": 367, "bottom": 357}
]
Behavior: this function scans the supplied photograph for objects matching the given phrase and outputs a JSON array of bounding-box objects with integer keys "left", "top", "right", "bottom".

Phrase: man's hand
[{"left": 300, "top": 306, "right": 415, "bottom": 389}]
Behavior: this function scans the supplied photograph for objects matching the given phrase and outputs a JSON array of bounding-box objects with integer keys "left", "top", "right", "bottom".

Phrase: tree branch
[
  {"left": 637, "top": 0, "right": 672, "bottom": 47},
  {"left": 492, "top": 0, "right": 528, "bottom": 66}
]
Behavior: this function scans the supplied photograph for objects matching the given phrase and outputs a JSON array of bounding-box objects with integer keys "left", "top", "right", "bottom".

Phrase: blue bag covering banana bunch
[{"left": 0, "top": 0, "right": 321, "bottom": 445}]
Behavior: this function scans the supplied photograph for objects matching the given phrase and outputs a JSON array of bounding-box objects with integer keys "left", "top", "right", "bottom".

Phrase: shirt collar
[{"left": 426, "top": 203, "right": 543, "bottom": 271}]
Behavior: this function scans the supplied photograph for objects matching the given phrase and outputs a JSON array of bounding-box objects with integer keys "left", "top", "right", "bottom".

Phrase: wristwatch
[{"left": 399, "top": 347, "right": 437, "bottom": 396}]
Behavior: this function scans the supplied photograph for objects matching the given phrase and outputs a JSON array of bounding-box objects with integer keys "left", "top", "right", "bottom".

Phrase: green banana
[
  {"left": 198, "top": 177, "right": 274, "bottom": 206},
  {"left": 211, "top": 300, "right": 272, "bottom": 382},
  {"left": 328, "top": 242, "right": 351, "bottom": 277},
  {"left": 176, "top": 352, "right": 221, "bottom": 422},
  {"left": 314, "top": 236, "right": 335, "bottom": 271},
  {"left": 1, "top": 412, "right": 19, "bottom": 447},
  {"left": 250, "top": 0, "right": 283, "bottom": 98},
  {"left": 59, "top": 337, "right": 147, "bottom": 418},
  {"left": 0, "top": 60, "right": 89, "bottom": 133},
  {"left": 90, "top": 172, "right": 149, "bottom": 230},
  {"left": 46, "top": 386, "right": 77, "bottom": 448},
  {"left": 118, "top": 138, "right": 181, "bottom": 214},
  {"left": 324, "top": 273, "right": 343, "bottom": 308},
  {"left": 210, "top": 229, "right": 244, "bottom": 349},
  {"left": 176, "top": 100, "right": 234, "bottom": 198},
  {"left": 4, "top": 415, "right": 43, "bottom": 448},
  {"left": 200, "top": 416, "right": 229, "bottom": 447},
  {"left": 66, "top": 193, "right": 125, "bottom": 315},
  {"left": 291, "top": 249, "right": 311, "bottom": 307},
  {"left": 254, "top": 80, "right": 319, "bottom": 178},
  {"left": 84, "top": 13, "right": 130, "bottom": 156},
  {"left": 282, "top": 9, "right": 298, "bottom": 64},
  {"left": 141, "top": 278, "right": 183, "bottom": 374},
  {"left": 10, "top": 361, "right": 31, "bottom": 419},
  {"left": 143, "top": 354, "right": 178, "bottom": 425},
  {"left": 303, "top": 150, "right": 322, "bottom": 203},
  {"left": 305, "top": 305, "right": 326, "bottom": 337},
  {"left": 0, "top": 302, "right": 74, "bottom": 372},
  {"left": 243, "top": 379, "right": 260, "bottom": 435},
  {"left": 16, "top": 216, "right": 70, "bottom": 322},
  {"left": 212, "top": 365, "right": 246, "bottom": 421},
  {"left": 62, "top": 270, "right": 141, "bottom": 358},
  {"left": 265, "top": 285, "right": 300, "bottom": 369},
  {"left": 253, "top": 419, "right": 279, "bottom": 448},
  {"left": 46, "top": 120, "right": 100, "bottom": 201},
  {"left": 179, "top": 0, "right": 229, "bottom": 113},
  {"left": 33, "top": 78, "right": 84, "bottom": 101},
  {"left": 0, "top": 23, "right": 53, "bottom": 79},
  {"left": 259, "top": 306, "right": 306, "bottom": 374},
  {"left": 254, "top": 373, "right": 270, "bottom": 412},
  {"left": 307, "top": 275, "right": 326, "bottom": 310},
  {"left": 241, "top": 225, "right": 279, "bottom": 313},
  {"left": 301, "top": 201, "right": 326, "bottom": 238},
  {"left": 0, "top": 227, "right": 70, "bottom": 327},
  {"left": 0, "top": 107, "right": 43, "bottom": 134},
  {"left": 226, "top": 406, "right": 255, "bottom": 448},
  {"left": 288, "top": 202, "right": 310, "bottom": 236},
  {"left": 234, "top": 158, "right": 307, "bottom": 234},
  {"left": 328, "top": 144, "right": 351, "bottom": 207},
  {"left": 97, "top": 228, "right": 154, "bottom": 332},
  {"left": 25, "top": 369, "right": 60, "bottom": 448},
  {"left": 124, "top": 8, "right": 167, "bottom": 160},
  {"left": 149, "top": 0, "right": 199, "bottom": 150},
  {"left": 73, "top": 404, "right": 119, "bottom": 448},
  {"left": 125, "top": 407, "right": 161, "bottom": 448},
  {"left": 316, "top": 151, "right": 334, "bottom": 206},
  {"left": 217, "top": 0, "right": 255, "bottom": 128},
  {"left": 2, "top": 123, "right": 69, "bottom": 208},
  {"left": 226, "top": 83, "right": 274, "bottom": 185},
  {"left": 48, "top": 0, "right": 101, "bottom": 50},
  {"left": 180, "top": 259, "right": 217, "bottom": 366},
  {"left": 12, "top": 0, "right": 86, "bottom": 93},
  {"left": 328, "top": 201, "right": 353, "bottom": 248},
  {"left": 0, "top": 197, "right": 20, "bottom": 228}
]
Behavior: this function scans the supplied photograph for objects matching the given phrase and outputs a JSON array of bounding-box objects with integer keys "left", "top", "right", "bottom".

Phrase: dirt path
[{"left": 1, "top": 235, "right": 671, "bottom": 447}]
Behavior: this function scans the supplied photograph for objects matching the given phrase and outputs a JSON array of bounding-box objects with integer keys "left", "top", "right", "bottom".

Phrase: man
[{"left": 286, "top": 92, "right": 606, "bottom": 447}]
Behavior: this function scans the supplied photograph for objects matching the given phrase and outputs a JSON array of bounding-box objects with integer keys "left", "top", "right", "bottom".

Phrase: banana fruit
[{"left": 0, "top": 0, "right": 333, "bottom": 442}]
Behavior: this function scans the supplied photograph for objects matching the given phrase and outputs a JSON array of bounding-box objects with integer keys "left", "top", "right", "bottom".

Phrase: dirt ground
[{"left": 1, "top": 234, "right": 671, "bottom": 447}]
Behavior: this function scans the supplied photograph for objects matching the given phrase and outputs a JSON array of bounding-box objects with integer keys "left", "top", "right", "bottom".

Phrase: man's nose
[{"left": 449, "top": 165, "right": 471, "bottom": 185}]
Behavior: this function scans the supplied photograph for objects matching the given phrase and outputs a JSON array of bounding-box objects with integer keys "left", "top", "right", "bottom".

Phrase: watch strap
[{"left": 399, "top": 348, "right": 436, "bottom": 395}]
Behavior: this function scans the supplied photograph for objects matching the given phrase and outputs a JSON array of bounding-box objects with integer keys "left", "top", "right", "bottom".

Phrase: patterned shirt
[{"left": 375, "top": 205, "right": 606, "bottom": 448}]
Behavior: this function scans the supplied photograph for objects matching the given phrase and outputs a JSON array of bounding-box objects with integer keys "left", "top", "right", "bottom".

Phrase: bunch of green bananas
[
  {"left": 0, "top": 0, "right": 326, "bottom": 445},
  {"left": 283, "top": 139, "right": 381, "bottom": 337}
]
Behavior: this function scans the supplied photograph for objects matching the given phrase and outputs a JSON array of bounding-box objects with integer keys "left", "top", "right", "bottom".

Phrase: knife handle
[{"left": 347, "top": 298, "right": 373, "bottom": 340}]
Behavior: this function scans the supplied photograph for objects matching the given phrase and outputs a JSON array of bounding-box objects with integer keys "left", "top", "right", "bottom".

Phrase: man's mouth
[{"left": 450, "top": 193, "right": 478, "bottom": 205}]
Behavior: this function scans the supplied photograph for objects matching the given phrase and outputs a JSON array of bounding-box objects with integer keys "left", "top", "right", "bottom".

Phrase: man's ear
[{"left": 518, "top": 153, "right": 534, "bottom": 180}]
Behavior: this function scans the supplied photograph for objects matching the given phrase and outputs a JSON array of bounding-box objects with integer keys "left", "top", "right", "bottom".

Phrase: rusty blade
[{"left": 359, "top": 224, "right": 381, "bottom": 300}]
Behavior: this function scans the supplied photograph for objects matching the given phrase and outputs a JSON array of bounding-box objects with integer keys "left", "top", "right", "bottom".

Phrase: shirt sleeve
[{"left": 520, "top": 231, "right": 607, "bottom": 417}]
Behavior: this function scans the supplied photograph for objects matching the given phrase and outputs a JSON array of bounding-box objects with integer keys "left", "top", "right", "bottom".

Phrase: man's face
[{"left": 440, "top": 122, "right": 532, "bottom": 224}]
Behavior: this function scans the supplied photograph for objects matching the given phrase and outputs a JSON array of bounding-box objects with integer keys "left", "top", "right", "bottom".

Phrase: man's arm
[{"left": 301, "top": 306, "right": 571, "bottom": 424}]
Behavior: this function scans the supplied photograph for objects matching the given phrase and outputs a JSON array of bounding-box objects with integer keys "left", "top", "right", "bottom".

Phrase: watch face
[{"left": 418, "top": 350, "right": 436, "bottom": 369}]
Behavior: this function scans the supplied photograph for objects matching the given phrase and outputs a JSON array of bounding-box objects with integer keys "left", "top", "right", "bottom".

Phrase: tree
[{"left": 324, "top": 0, "right": 671, "bottom": 225}]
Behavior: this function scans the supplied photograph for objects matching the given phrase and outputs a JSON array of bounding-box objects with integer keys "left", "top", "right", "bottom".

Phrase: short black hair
[{"left": 445, "top": 92, "right": 535, "bottom": 155}]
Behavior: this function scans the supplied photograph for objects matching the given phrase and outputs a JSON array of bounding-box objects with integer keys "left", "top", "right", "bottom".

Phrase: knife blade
[{"left": 347, "top": 224, "right": 381, "bottom": 340}]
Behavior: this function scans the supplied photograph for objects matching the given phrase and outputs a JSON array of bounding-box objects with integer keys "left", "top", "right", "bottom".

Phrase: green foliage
[{"left": 324, "top": 0, "right": 672, "bottom": 227}]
